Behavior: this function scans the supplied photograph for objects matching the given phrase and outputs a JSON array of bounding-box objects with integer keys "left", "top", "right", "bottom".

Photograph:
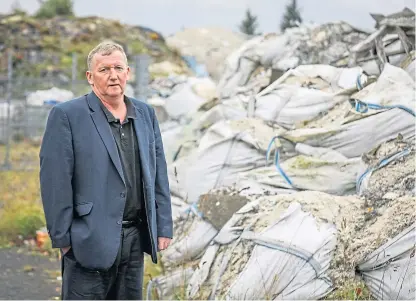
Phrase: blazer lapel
[
  {"left": 87, "top": 92, "right": 125, "bottom": 185},
  {"left": 133, "top": 107, "right": 149, "bottom": 171}
]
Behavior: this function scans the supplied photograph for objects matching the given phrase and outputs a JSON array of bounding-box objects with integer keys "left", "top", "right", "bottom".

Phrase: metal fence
[{"left": 0, "top": 50, "right": 151, "bottom": 170}]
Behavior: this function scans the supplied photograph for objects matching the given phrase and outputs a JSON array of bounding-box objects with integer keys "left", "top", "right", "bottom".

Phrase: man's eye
[{"left": 115, "top": 67, "right": 124, "bottom": 71}]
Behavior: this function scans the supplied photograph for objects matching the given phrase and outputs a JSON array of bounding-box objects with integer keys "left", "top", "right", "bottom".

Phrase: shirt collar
[{"left": 100, "top": 96, "right": 137, "bottom": 123}]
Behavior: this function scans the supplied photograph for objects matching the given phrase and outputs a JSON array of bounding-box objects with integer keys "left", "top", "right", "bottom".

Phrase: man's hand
[
  {"left": 158, "top": 237, "right": 171, "bottom": 251},
  {"left": 61, "top": 246, "right": 71, "bottom": 255}
]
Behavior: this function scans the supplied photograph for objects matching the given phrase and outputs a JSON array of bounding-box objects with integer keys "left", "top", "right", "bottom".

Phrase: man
[{"left": 39, "top": 41, "right": 173, "bottom": 300}]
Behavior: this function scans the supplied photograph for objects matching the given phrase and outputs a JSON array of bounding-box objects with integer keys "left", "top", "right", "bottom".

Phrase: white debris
[
  {"left": 26, "top": 87, "right": 74, "bottom": 106},
  {"left": 149, "top": 61, "right": 187, "bottom": 76}
]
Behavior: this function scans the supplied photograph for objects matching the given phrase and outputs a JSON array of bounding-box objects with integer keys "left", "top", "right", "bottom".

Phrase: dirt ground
[{"left": 0, "top": 247, "right": 61, "bottom": 300}]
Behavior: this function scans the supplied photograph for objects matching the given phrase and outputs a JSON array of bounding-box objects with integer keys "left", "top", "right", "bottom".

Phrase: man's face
[{"left": 86, "top": 50, "right": 130, "bottom": 99}]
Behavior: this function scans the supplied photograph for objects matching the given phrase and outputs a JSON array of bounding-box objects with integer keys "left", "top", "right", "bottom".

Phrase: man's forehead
[{"left": 93, "top": 51, "right": 126, "bottom": 66}]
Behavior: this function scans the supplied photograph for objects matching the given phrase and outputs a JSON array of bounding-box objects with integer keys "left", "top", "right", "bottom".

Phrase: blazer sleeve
[
  {"left": 39, "top": 106, "right": 74, "bottom": 248},
  {"left": 151, "top": 106, "right": 173, "bottom": 239}
]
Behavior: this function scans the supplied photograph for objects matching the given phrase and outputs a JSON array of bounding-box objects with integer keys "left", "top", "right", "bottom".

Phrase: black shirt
[{"left": 100, "top": 97, "right": 143, "bottom": 221}]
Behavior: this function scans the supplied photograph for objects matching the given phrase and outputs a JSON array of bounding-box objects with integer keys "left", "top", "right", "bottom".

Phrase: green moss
[
  {"left": 129, "top": 40, "right": 148, "bottom": 54},
  {"left": 289, "top": 155, "right": 331, "bottom": 170},
  {"left": 60, "top": 54, "right": 73, "bottom": 68},
  {"left": 41, "top": 35, "right": 60, "bottom": 49}
]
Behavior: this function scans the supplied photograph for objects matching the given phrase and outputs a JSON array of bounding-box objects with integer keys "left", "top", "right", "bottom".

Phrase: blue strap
[
  {"left": 182, "top": 202, "right": 204, "bottom": 218},
  {"left": 266, "top": 136, "right": 294, "bottom": 187},
  {"left": 356, "top": 149, "right": 411, "bottom": 193},
  {"left": 356, "top": 74, "right": 364, "bottom": 90},
  {"left": 351, "top": 99, "right": 415, "bottom": 117}
]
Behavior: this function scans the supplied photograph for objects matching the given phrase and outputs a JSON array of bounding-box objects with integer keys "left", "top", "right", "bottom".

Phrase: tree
[
  {"left": 10, "top": 0, "right": 27, "bottom": 15},
  {"left": 239, "top": 8, "right": 259, "bottom": 36},
  {"left": 35, "top": 0, "right": 74, "bottom": 19},
  {"left": 280, "top": 0, "right": 302, "bottom": 32}
]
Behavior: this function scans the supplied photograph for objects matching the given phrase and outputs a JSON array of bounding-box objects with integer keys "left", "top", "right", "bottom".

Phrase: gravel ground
[{"left": 0, "top": 247, "right": 61, "bottom": 300}]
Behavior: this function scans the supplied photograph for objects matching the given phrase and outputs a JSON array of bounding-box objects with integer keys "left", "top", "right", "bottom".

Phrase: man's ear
[
  {"left": 126, "top": 66, "right": 131, "bottom": 81},
  {"left": 86, "top": 71, "right": 93, "bottom": 85}
]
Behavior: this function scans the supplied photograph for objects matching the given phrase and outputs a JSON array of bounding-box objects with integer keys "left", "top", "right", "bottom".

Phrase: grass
[
  {"left": 325, "top": 280, "right": 372, "bottom": 300},
  {"left": 0, "top": 142, "right": 44, "bottom": 246}
]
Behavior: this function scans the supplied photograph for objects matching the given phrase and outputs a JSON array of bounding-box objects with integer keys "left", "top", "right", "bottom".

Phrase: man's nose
[{"left": 109, "top": 68, "right": 118, "bottom": 79}]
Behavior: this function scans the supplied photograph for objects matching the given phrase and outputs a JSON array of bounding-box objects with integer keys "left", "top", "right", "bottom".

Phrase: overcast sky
[{"left": 0, "top": 0, "right": 415, "bottom": 36}]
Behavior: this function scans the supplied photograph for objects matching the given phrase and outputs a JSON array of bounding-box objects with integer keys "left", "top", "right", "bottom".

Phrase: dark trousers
[{"left": 61, "top": 226, "right": 144, "bottom": 300}]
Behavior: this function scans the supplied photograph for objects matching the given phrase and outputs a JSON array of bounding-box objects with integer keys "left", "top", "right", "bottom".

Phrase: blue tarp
[{"left": 182, "top": 55, "right": 209, "bottom": 78}]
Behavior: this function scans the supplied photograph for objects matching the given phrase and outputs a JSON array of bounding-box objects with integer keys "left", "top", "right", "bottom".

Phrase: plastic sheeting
[
  {"left": 253, "top": 65, "right": 365, "bottom": 129},
  {"left": 277, "top": 107, "right": 414, "bottom": 159},
  {"left": 356, "top": 224, "right": 416, "bottom": 300},
  {"left": 239, "top": 143, "right": 361, "bottom": 195},
  {"left": 272, "top": 63, "right": 415, "bottom": 159},
  {"left": 218, "top": 23, "right": 368, "bottom": 99},
  {"left": 146, "top": 267, "right": 194, "bottom": 300},
  {"left": 164, "top": 83, "right": 206, "bottom": 120},
  {"left": 161, "top": 213, "right": 218, "bottom": 267},
  {"left": 351, "top": 63, "right": 415, "bottom": 112},
  {"left": 151, "top": 76, "right": 218, "bottom": 122},
  {"left": 224, "top": 203, "right": 335, "bottom": 300},
  {"left": 168, "top": 118, "right": 283, "bottom": 205}
]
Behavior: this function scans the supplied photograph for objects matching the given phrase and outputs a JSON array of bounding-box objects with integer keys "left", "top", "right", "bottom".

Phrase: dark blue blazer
[{"left": 39, "top": 91, "right": 173, "bottom": 270}]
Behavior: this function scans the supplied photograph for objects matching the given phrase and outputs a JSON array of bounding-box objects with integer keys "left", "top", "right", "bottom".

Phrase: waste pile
[
  {"left": 146, "top": 10, "right": 415, "bottom": 300},
  {"left": 166, "top": 27, "right": 247, "bottom": 81}
]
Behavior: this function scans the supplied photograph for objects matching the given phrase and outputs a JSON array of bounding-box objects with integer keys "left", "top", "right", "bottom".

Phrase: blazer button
[
  {"left": 120, "top": 192, "right": 125, "bottom": 198},
  {"left": 117, "top": 221, "right": 121, "bottom": 225}
]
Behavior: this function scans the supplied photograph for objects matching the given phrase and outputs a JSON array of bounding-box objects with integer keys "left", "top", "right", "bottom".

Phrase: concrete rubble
[{"left": 145, "top": 9, "right": 415, "bottom": 300}]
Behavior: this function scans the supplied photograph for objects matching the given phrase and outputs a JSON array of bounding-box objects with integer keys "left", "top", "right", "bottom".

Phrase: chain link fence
[{"left": 0, "top": 50, "right": 150, "bottom": 170}]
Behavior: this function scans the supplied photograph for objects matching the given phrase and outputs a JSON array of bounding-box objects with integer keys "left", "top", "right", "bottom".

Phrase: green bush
[
  {"left": 35, "top": 0, "right": 74, "bottom": 19},
  {"left": 0, "top": 202, "right": 45, "bottom": 243}
]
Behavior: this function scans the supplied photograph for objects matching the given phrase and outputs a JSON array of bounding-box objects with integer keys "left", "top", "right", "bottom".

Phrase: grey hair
[{"left": 87, "top": 41, "right": 128, "bottom": 71}]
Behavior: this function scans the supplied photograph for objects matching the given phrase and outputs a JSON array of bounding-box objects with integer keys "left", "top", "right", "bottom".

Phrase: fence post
[
  {"left": 134, "top": 54, "right": 151, "bottom": 103},
  {"left": 71, "top": 52, "right": 77, "bottom": 92},
  {"left": 2, "top": 49, "right": 13, "bottom": 170}
]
